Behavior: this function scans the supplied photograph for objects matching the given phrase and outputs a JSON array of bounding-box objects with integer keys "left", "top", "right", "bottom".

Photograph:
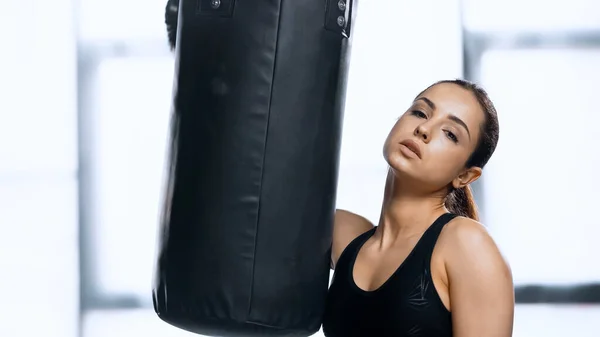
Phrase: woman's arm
[
  {"left": 445, "top": 219, "right": 515, "bottom": 337},
  {"left": 331, "top": 209, "right": 374, "bottom": 269}
]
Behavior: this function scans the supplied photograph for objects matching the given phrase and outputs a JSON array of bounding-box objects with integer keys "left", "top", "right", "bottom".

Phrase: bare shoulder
[
  {"left": 335, "top": 209, "right": 372, "bottom": 226},
  {"left": 437, "top": 217, "right": 515, "bottom": 336},
  {"left": 438, "top": 216, "right": 513, "bottom": 296},
  {"left": 440, "top": 216, "right": 493, "bottom": 247},
  {"left": 331, "top": 209, "right": 374, "bottom": 269},
  {"left": 440, "top": 216, "right": 510, "bottom": 271}
]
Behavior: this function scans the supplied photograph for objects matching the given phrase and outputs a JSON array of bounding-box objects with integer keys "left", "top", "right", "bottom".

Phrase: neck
[{"left": 374, "top": 168, "right": 447, "bottom": 248}]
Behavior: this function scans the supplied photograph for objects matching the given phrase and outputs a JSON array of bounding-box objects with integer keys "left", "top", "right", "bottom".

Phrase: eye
[
  {"left": 410, "top": 110, "right": 427, "bottom": 119},
  {"left": 444, "top": 130, "right": 458, "bottom": 143}
]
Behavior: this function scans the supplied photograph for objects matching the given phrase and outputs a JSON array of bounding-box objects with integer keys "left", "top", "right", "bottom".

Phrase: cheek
[
  {"left": 383, "top": 124, "right": 401, "bottom": 156},
  {"left": 384, "top": 118, "right": 413, "bottom": 149},
  {"left": 422, "top": 141, "right": 468, "bottom": 180}
]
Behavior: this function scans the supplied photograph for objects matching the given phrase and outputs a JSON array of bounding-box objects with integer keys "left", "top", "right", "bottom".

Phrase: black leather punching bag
[{"left": 153, "top": 0, "right": 356, "bottom": 336}]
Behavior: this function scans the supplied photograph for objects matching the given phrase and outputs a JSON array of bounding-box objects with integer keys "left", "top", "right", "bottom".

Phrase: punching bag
[{"left": 153, "top": 0, "right": 356, "bottom": 336}]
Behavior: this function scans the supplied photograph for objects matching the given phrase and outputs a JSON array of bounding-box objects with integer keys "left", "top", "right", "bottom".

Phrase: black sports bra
[{"left": 322, "top": 213, "right": 457, "bottom": 337}]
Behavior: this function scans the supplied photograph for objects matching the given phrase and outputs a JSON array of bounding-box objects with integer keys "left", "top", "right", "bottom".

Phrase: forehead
[{"left": 417, "top": 82, "right": 485, "bottom": 134}]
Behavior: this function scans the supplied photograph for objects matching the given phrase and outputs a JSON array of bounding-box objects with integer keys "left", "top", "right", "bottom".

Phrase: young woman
[{"left": 322, "top": 79, "right": 514, "bottom": 337}]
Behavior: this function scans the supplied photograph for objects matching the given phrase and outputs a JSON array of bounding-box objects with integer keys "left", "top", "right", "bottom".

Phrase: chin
[{"left": 385, "top": 151, "right": 414, "bottom": 175}]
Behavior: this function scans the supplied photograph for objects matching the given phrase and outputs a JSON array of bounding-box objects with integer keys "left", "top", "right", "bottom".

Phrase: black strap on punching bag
[{"left": 153, "top": 0, "right": 356, "bottom": 336}]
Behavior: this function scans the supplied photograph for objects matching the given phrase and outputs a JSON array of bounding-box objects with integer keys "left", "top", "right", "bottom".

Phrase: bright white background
[{"left": 1, "top": 0, "right": 600, "bottom": 336}]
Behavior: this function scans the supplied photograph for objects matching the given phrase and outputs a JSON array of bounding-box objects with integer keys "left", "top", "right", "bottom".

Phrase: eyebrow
[
  {"left": 448, "top": 114, "right": 471, "bottom": 139},
  {"left": 416, "top": 97, "right": 436, "bottom": 110},
  {"left": 415, "top": 97, "right": 471, "bottom": 139}
]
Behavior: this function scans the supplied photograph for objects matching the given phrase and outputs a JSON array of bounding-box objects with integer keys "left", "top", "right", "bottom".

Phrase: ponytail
[{"left": 445, "top": 185, "right": 479, "bottom": 221}]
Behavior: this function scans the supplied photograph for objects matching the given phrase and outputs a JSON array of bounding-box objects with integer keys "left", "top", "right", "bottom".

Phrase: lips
[{"left": 399, "top": 139, "right": 422, "bottom": 159}]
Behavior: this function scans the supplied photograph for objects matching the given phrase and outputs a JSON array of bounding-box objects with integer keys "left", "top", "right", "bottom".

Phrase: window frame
[
  {"left": 77, "top": 39, "right": 173, "bottom": 311},
  {"left": 78, "top": 28, "right": 600, "bottom": 312},
  {"left": 462, "top": 28, "right": 600, "bottom": 304}
]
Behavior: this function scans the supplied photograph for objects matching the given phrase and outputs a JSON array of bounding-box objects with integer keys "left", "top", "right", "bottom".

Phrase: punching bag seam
[{"left": 245, "top": 0, "right": 285, "bottom": 323}]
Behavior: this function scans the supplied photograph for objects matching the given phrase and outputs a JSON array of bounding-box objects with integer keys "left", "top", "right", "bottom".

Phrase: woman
[{"left": 322, "top": 79, "right": 514, "bottom": 337}]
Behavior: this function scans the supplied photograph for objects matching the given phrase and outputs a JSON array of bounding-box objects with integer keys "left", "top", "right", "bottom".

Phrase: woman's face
[{"left": 383, "top": 82, "right": 485, "bottom": 192}]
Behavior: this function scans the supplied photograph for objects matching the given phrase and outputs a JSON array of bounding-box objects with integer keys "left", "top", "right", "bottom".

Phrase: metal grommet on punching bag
[
  {"left": 164, "top": 0, "right": 179, "bottom": 51},
  {"left": 153, "top": 0, "right": 357, "bottom": 336}
]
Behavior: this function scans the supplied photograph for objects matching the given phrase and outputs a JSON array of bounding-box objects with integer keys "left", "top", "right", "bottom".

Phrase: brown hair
[{"left": 418, "top": 79, "right": 500, "bottom": 221}]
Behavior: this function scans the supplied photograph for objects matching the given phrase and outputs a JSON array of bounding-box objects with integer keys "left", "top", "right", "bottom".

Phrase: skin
[{"left": 331, "top": 82, "right": 514, "bottom": 337}]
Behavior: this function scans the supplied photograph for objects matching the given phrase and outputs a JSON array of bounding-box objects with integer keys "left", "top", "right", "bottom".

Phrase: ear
[{"left": 452, "top": 166, "right": 482, "bottom": 189}]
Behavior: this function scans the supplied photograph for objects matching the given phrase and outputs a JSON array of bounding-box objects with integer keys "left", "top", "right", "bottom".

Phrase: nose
[{"left": 414, "top": 123, "right": 430, "bottom": 142}]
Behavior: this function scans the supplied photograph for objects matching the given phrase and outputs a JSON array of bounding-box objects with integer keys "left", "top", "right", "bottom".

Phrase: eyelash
[
  {"left": 411, "top": 110, "right": 427, "bottom": 119},
  {"left": 410, "top": 110, "right": 458, "bottom": 143}
]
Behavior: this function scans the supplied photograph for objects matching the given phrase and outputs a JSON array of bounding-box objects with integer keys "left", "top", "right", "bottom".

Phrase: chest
[
  {"left": 322, "top": 239, "right": 452, "bottom": 337},
  {"left": 324, "top": 268, "right": 452, "bottom": 337},
  {"left": 352, "top": 241, "right": 418, "bottom": 292}
]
